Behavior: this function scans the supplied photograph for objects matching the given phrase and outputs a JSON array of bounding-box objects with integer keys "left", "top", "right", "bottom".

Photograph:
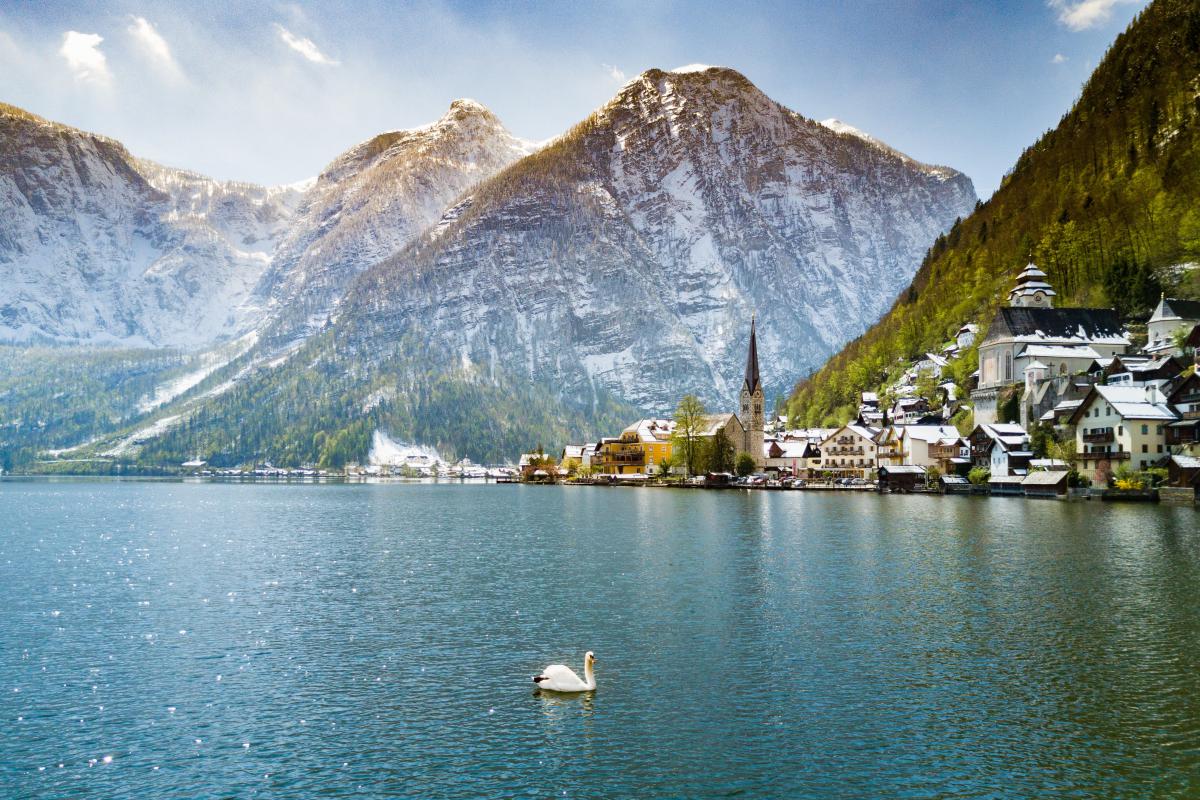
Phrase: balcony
[
  {"left": 1083, "top": 430, "right": 1114, "bottom": 444},
  {"left": 607, "top": 452, "right": 645, "bottom": 465},
  {"left": 877, "top": 447, "right": 901, "bottom": 458},
  {"left": 929, "top": 445, "right": 961, "bottom": 459},
  {"left": 1183, "top": 409, "right": 1200, "bottom": 420},
  {"left": 1080, "top": 449, "right": 1130, "bottom": 461}
]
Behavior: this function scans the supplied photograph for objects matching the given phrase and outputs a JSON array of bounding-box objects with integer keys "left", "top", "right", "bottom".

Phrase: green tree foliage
[
  {"left": 788, "top": 0, "right": 1200, "bottom": 426},
  {"left": 735, "top": 452, "right": 757, "bottom": 477},
  {"left": 706, "top": 426, "right": 736, "bottom": 473},
  {"left": 672, "top": 395, "right": 707, "bottom": 477},
  {"left": 967, "top": 467, "right": 991, "bottom": 486}
]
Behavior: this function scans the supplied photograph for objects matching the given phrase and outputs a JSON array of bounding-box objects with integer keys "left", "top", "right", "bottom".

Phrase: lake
[{"left": 1, "top": 480, "right": 1198, "bottom": 798}]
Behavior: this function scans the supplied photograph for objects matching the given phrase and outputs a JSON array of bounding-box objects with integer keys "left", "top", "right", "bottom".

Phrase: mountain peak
[{"left": 442, "top": 98, "right": 501, "bottom": 126}]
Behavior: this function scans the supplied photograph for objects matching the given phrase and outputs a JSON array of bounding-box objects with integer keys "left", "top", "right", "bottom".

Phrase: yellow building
[{"left": 594, "top": 419, "right": 675, "bottom": 475}]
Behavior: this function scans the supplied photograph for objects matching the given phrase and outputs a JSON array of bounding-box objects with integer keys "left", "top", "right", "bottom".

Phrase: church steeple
[
  {"left": 739, "top": 314, "right": 765, "bottom": 468},
  {"left": 743, "top": 314, "right": 761, "bottom": 395}
]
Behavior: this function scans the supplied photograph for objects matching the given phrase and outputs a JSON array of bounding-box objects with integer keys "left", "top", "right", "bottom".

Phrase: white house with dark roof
[
  {"left": 1068, "top": 384, "right": 1177, "bottom": 480},
  {"left": 815, "top": 424, "right": 880, "bottom": 479},
  {"left": 972, "top": 263, "right": 1129, "bottom": 424},
  {"left": 968, "top": 423, "right": 1033, "bottom": 477},
  {"left": 1146, "top": 297, "right": 1200, "bottom": 354}
]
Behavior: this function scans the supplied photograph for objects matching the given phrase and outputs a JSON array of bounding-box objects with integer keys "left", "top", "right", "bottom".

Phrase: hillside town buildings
[{"left": 551, "top": 262, "right": 1200, "bottom": 498}]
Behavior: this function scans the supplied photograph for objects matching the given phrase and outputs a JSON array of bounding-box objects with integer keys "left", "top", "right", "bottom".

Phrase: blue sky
[{"left": 0, "top": 0, "right": 1148, "bottom": 197}]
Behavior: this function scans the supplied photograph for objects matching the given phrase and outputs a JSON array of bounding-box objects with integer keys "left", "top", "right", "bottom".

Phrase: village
[{"left": 522, "top": 265, "right": 1200, "bottom": 505}]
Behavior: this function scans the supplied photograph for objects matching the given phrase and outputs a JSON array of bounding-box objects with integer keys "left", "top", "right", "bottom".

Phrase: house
[
  {"left": 956, "top": 323, "right": 978, "bottom": 350},
  {"left": 972, "top": 263, "right": 1128, "bottom": 424},
  {"left": 988, "top": 475, "right": 1026, "bottom": 495},
  {"left": 1146, "top": 297, "right": 1200, "bottom": 355},
  {"left": 1103, "top": 354, "right": 1185, "bottom": 385},
  {"left": 1068, "top": 384, "right": 1177, "bottom": 481},
  {"left": 1022, "top": 470, "right": 1069, "bottom": 497},
  {"left": 899, "top": 425, "right": 964, "bottom": 469},
  {"left": 968, "top": 423, "right": 1032, "bottom": 477},
  {"left": 874, "top": 426, "right": 905, "bottom": 469},
  {"left": 593, "top": 419, "right": 675, "bottom": 475},
  {"left": 1165, "top": 372, "right": 1200, "bottom": 449},
  {"left": 877, "top": 464, "right": 926, "bottom": 492},
  {"left": 890, "top": 397, "right": 931, "bottom": 425},
  {"left": 938, "top": 474, "right": 972, "bottom": 494},
  {"left": 560, "top": 445, "right": 586, "bottom": 472},
  {"left": 763, "top": 439, "right": 820, "bottom": 475},
  {"left": 815, "top": 424, "right": 880, "bottom": 479},
  {"left": 1166, "top": 455, "right": 1200, "bottom": 495}
]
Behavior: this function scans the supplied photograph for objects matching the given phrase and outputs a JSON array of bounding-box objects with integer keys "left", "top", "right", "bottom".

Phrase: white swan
[{"left": 532, "top": 651, "right": 596, "bottom": 692}]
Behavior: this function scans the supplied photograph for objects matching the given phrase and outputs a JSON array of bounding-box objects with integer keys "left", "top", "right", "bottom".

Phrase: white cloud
[
  {"left": 603, "top": 63, "right": 625, "bottom": 82},
  {"left": 275, "top": 24, "right": 338, "bottom": 65},
  {"left": 128, "top": 17, "right": 183, "bottom": 82},
  {"left": 1051, "top": 53, "right": 1068, "bottom": 63},
  {"left": 1047, "top": 0, "right": 1141, "bottom": 31},
  {"left": 59, "top": 30, "right": 111, "bottom": 85}
]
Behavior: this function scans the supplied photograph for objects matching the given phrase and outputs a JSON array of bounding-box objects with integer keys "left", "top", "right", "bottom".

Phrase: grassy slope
[{"left": 787, "top": 0, "right": 1200, "bottom": 426}]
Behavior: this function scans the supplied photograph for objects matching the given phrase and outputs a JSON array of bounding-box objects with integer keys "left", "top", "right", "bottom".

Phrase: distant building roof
[
  {"left": 1022, "top": 470, "right": 1069, "bottom": 486},
  {"left": 880, "top": 465, "right": 926, "bottom": 474},
  {"left": 1150, "top": 297, "right": 1200, "bottom": 323},
  {"left": 1069, "top": 384, "right": 1178, "bottom": 423},
  {"left": 982, "top": 307, "right": 1127, "bottom": 347},
  {"left": 900, "top": 425, "right": 960, "bottom": 443},
  {"left": 1017, "top": 345, "right": 1101, "bottom": 360}
]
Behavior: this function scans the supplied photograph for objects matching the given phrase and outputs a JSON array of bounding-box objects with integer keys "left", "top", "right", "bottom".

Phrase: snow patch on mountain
[{"left": 368, "top": 431, "right": 445, "bottom": 466}]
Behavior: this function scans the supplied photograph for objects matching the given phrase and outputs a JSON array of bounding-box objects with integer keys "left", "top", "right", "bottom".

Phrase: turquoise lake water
[{"left": 1, "top": 481, "right": 1198, "bottom": 798}]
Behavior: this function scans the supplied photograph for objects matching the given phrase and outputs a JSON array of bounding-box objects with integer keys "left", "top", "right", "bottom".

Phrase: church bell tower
[{"left": 739, "top": 315, "right": 765, "bottom": 467}]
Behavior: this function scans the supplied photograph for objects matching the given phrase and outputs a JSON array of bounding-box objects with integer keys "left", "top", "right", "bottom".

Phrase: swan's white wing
[{"left": 535, "top": 664, "right": 586, "bottom": 691}]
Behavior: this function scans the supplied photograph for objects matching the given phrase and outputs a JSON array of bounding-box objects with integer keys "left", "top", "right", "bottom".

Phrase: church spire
[{"left": 743, "top": 314, "right": 761, "bottom": 395}]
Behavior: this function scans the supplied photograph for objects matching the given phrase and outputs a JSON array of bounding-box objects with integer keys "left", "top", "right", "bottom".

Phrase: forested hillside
[{"left": 788, "top": 0, "right": 1200, "bottom": 426}]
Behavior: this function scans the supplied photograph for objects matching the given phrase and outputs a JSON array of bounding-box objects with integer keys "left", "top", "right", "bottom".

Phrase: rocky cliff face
[
  {"left": 252, "top": 99, "right": 536, "bottom": 341},
  {"left": 340, "top": 67, "right": 977, "bottom": 412},
  {"left": 0, "top": 103, "right": 303, "bottom": 346}
]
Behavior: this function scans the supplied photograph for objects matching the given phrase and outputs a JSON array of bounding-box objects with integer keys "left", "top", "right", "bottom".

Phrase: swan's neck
[{"left": 584, "top": 659, "right": 595, "bottom": 689}]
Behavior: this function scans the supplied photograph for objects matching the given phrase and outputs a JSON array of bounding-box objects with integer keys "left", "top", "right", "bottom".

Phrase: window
[
  {"left": 1156, "top": 425, "right": 1163, "bottom": 435},
  {"left": 1141, "top": 424, "right": 1149, "bottom": 435},
  {"left": 1118, "top": 426, "right": 1123, "bottom": 435},
  {"left": 1157, "top": 445, "right": 1163, "bottom": 453},
  {"left": 1142, "top": 444, "right": 1148, "bottom": 453},
  {"left": 1005, "top": 352, "right": 1013, "bottom": 382}
]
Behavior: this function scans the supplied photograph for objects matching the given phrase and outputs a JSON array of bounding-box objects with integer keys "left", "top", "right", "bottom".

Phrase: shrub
[{"left": 967, "top": 466, "right": 991, "bottom": 485}]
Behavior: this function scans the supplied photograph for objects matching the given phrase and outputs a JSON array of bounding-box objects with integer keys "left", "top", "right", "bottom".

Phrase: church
[{"left": 971, "top": 263, "right": 1129, "bottom": 424}]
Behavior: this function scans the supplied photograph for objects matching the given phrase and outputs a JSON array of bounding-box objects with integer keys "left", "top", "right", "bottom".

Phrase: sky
[{"left": 0, "top": 0, "right": 1150, "bottom": 198}]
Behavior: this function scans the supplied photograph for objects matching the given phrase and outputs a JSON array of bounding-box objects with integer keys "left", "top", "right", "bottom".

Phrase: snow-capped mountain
[
  {"left": 0, "top": 103, "right": 304, "bottom": 346},
  {"left": 252, "top": 99, "right": 537, "bottom": 341},
  {"left": 338, "top": 66, "right": 977, "bottom": 411},
  {"left": 0, "top": 98, "right": 532, "bottom": 348}
]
